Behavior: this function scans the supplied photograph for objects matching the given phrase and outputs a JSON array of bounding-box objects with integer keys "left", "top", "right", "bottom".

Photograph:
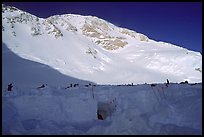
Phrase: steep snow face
[{"left": 2, "top": 4, "right": 202, "bottom": 84}]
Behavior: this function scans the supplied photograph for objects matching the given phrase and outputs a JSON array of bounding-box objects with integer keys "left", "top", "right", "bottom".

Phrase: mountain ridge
[{"left": 2, "top": 4, "right": 202, "bottom": 84}]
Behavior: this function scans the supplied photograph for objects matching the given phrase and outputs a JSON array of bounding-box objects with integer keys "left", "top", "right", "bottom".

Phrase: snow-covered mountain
[{"left": 2, "top": 4, "right": 202, "bottom": 85}]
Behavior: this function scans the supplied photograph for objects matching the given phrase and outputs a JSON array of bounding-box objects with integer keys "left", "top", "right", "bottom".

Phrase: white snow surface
[
  {"left": 2, "top": 83, "right": 202, "bottom": 135},
  {"left": 2, "top": 39, "right": 202, "bottom": 135},
  {"left": 2, "top": 4, "right": 202, "bottom": 85},
  {"left": 2, "top": 5, "right": 202, "bottom": 135}
]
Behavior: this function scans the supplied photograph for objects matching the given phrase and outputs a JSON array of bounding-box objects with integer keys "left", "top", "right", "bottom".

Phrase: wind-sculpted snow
[
  {"left": 2, "top": 83, "right": 202, "bottom": 135},
  {"left": 2, "top": 4, "right": 202, "bottom": 84}
]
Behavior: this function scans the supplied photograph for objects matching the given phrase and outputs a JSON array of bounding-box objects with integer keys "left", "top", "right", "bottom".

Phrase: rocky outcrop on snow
[{"left": 2, "top": 4, "right": 150, "bottom": 50}]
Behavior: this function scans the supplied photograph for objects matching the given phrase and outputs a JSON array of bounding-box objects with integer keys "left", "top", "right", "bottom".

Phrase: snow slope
[
  {"left": 2, "top": 4, "right": 202, "bottom": 85},
  {"left": 2, "top": 83, "right": 202, "bottom": 135},
  {"left": 2, "top": 4, "right": 202, "bottom": 135},
  {"left": 2, "top": 41, "right": 202, "bottom": 135},
  {"left": 2, "top": 43, "right": 92, "bottom": 89},
  {"left": 2, "top": 43, "right": 202, "bottom": 135}
]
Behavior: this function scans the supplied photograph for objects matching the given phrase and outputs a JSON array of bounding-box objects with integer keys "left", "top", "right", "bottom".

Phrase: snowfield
[
  {"left": 2, "top": 4, "right": 202, "bottom": 85},
  {"left": 2, "top": 4, "right": 202, "bottom": 135},
  {"left": 2, "top": 83, "right": 202, "bottom": 135},
  {"left": 2, "top": 46, "right": 202, "bottom": 134}
]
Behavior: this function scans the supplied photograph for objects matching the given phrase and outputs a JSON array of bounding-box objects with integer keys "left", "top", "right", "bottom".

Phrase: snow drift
[{"left": 2, "top": 83, "right": 202, "bottom": 135}]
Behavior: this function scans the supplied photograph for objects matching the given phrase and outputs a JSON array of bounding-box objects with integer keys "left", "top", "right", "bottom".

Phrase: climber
[{"left": 7, "top": 83, "right": 13, "bottom": 91}]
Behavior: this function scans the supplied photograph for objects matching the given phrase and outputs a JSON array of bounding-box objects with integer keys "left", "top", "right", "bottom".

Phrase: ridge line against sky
[{"left": 3, "top": 2, "right": 202, "bottom": 53}]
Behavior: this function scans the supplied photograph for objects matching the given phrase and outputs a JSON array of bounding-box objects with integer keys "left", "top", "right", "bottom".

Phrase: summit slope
[{"left": 2, "top": 4, "right": 202, "bottom": 84}]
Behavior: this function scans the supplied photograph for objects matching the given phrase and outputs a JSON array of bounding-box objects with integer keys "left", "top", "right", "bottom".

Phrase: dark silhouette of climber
[
  {"left": 166, "top": 79, "right": 170, "bottom": 87},
  {"left": 167, "top": 79, "right": 170, "bottom": 84},
  {"left": 7, "top": 83, "right": 13, "bottom": 91}
]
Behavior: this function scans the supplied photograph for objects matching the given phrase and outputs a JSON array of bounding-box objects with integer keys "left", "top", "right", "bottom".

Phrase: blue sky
[{"left": 3, "top": 2, "right": 202, "bottom": 53}]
